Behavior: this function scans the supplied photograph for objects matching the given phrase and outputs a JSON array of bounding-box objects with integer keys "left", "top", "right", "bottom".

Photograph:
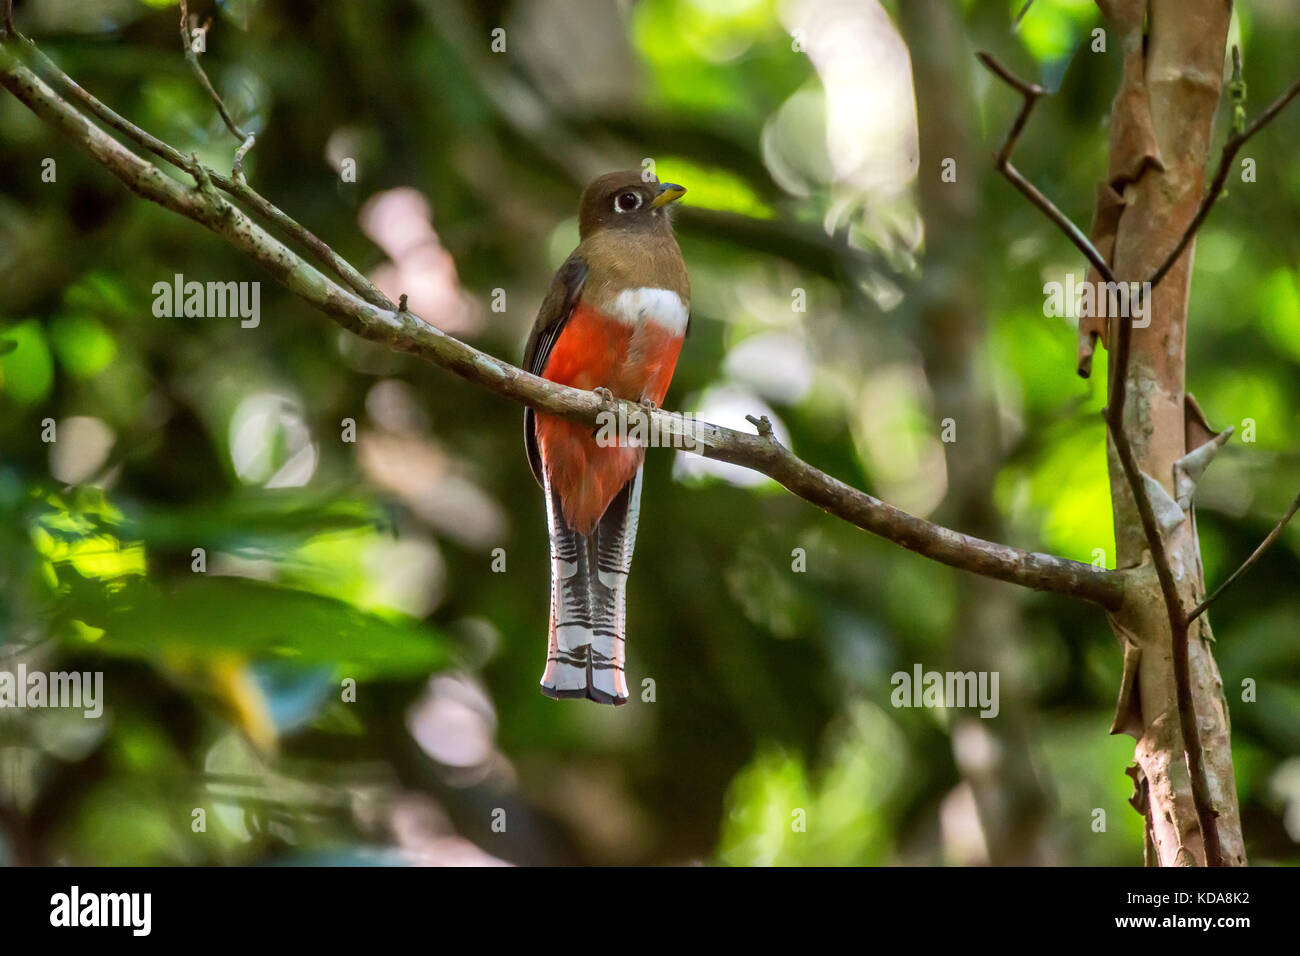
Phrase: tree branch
[
  {"left": 976, "top": 53, "right": 1116, "bottom": 283},
  {"left": 0, "top": 34, "right": 1126, "bottom": 612},
  {"left": 1189, "top": 490, "right": 1300, "bottom": 624}
]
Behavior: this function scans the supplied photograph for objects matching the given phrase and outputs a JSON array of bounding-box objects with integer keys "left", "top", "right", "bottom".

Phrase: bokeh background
[{"left": 1, "top": 0, "right": 1298, "bottom": 866}]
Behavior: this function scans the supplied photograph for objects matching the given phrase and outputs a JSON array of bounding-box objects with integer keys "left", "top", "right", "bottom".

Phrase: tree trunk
[{"left": 1096, "top": 0, "right": 1247, "bottom": 866}]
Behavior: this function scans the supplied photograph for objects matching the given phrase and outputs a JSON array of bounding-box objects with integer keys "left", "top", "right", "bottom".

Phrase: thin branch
[
  {"left": 1104, "top": 316, "right": 1181, "bottom": 639},
  {"left": 1189, "top": 490, "right": 1300, "bottom": 623},
  {"left": 0, "top": 36, "right": 1128, "bottom": 612},
  {"left": 979, "top": 46, "right": 1222, "bottom": 865},
  {"left": 1104, "top": 397, "right": 1221, "bottom": 869},
  {"left": 1170, "top": 592, "right": 1222, "bottom": 864},
  {"left": 1013, "top": 1, "right": 1036, "bottom": 30},
  {"left": 1147, "top": 73, "right": 1300, "bottom": 290},
  {"left": 1, "top": 0, "right": 13, "bottom": 38},
  {"left": 233, "top": 130, "right": 256, "bottom": 182},
  {"left": 178, "top": 0, "right": 256, "bottom": 182},
  {"left": 976, "top": 52, "right": 1116, "bottom": 283},
  {"left": 22, "top": 38, "right": 189, "bottom": 168}
]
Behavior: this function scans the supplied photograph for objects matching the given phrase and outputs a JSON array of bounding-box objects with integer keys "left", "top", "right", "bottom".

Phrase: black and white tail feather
[{"left": 539, "top": 467, "right": 643, "bottom": 704}]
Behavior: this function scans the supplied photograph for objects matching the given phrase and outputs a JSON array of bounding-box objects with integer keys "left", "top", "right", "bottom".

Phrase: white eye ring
[{"left": 614, "top": 191, "right": 642, "bottom": 213}]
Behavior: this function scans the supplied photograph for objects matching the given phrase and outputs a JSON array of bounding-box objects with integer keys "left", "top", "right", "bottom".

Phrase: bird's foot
[
  {"left": 638, "top": 398, "right": 658, "bottom": 411},
  {"left": 593, "top": 386, "right": 616, "bottom": 412}
]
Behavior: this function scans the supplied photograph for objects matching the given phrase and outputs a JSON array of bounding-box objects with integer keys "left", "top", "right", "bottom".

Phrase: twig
[
  {"left": 1013, "top": 1, "right": 1035, "bottom": 30},
  {"left": 976, "top": 53, "right": 1117, "bottom": 283},
  {"left": 178, "top": 0, "right": 243, "bottom": 140},
  {"left": 1146, "top": 69, "right": 1300, "bottom": 290},
  {"left": 745, "top": 414, "right": 774, "bottom": 438},
  {"left": 979, "top": 46, "right": 1223, "bottom": 866},
  {"left": 1104, "top": 305, "right": 1178, "bottom": 624},
  {"left": 1189, "top": 490, "right": 1300, "bottom": 623},
  {"left": 233, "top": 131, "right": 256, "bottom": 184},
  {"left": 178, "top": 0, "right": 256, "bottom": 178},
  {"left": 1, "top": 0, "right": 13, "bottom": 38},
  {"left": 1169, "top": 596, "right": 1222, "bottom": 864},
  {"left": 0, "top": 38, "right": 1129, "bottom": 612}
]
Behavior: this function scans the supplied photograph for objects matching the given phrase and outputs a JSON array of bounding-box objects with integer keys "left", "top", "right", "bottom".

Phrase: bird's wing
[{"left": 523, "top": 253, "right": 589, "bottom": 486}]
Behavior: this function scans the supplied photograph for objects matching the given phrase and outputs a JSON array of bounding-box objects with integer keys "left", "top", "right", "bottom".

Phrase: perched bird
[{"left": 523, "top": 171, "right": 689, "bottom": 704}]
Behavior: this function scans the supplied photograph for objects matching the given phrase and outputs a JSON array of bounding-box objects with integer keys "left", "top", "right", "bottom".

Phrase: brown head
[{"left": 577, "top": 170, "right": 686, "bottom": 241}]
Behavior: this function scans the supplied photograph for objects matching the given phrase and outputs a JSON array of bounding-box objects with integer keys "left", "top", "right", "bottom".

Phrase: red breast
[{"left": 537, "top": 295, "right": 686, "bottom": 533}]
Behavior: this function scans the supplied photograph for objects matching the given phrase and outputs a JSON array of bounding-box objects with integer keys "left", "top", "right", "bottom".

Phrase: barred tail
[{"left": 540, "top": 467, "right": 643, "bottom": 705}]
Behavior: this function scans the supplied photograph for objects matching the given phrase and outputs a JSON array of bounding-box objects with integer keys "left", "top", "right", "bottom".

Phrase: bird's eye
[{"left": 614, "top": 191, "right": 642, "bottom": 213}]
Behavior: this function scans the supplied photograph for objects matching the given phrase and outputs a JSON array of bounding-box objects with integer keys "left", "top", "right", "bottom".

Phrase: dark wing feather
[{"left": 523, "top": 254, "right": 588, "bottom": 486}]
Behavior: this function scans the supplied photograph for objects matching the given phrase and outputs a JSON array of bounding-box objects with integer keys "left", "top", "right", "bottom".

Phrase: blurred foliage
[{"left": 1, "top": 0, "right": 1298, "bottom": 866}]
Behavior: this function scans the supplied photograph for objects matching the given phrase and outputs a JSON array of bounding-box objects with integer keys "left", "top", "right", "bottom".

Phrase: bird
[{"left": 523, "top": 171, "right": 689, "bottom": 705}]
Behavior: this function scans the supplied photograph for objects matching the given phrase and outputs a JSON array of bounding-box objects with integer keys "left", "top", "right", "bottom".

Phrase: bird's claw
[
  {"left": 593, "top": 386, "right": 616, "bottom": 411},
  {"left": 638, "top": 398, "right": 658, "bottom": 411}
]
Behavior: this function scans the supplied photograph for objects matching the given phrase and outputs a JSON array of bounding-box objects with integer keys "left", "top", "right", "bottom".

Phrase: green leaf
[
  {"left": 130, "top": 493, "right": 386, "bottom": 550},
  {"left": 93, "top": 577, "right": 452, "bottom": 678},
  {"left": 49, "top": 313, "right": 118, "bottom": 378},
  {"left": 0, "top": 319, "right": 54, "bottom": 405}
]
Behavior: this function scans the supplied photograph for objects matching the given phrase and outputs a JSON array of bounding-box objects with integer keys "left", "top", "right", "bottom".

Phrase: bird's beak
[{"left": 649, "top": 182, "right": 687, "bottom": 208}]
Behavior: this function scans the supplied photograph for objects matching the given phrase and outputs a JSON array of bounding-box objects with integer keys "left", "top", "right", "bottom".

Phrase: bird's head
[{"left": 577, "top": 170, "right": 686, "bottom": 241}]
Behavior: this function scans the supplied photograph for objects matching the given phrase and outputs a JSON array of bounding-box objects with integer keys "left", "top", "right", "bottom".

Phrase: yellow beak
[{"left": 649, "top": 183, "right": 687, "bottom": 208}]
